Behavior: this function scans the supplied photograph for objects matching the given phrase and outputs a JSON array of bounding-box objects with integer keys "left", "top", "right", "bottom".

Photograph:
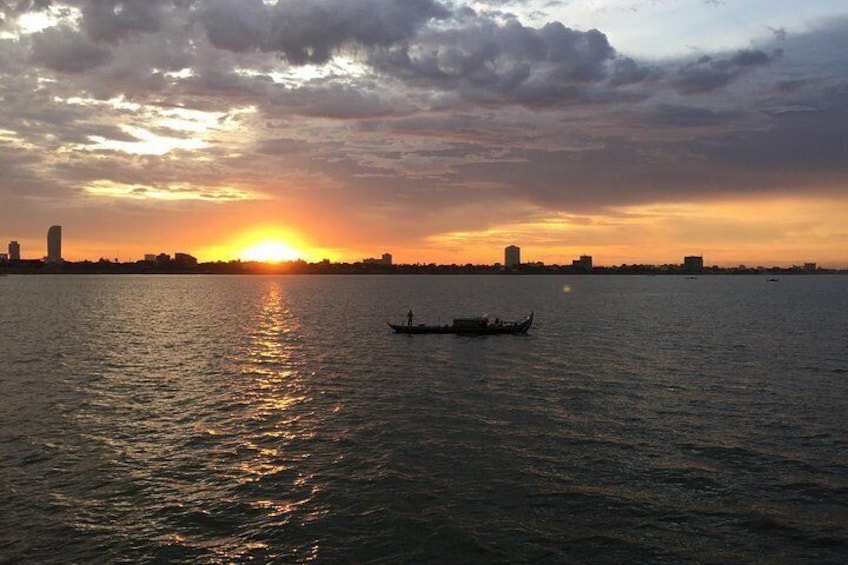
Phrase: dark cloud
[
  {"left": 12, "top": 1, "right": 773, "bottom": 108},
  {"left": 370, "top": 18, "right": 616, "bottom": 105},
  {"left": 29, "top": 25, "right": 112, "bottom": 72},
  {"left": 272, "top": 84, "right": 411, "bottom": 119},
  {"left": 649, "top": 104, "right": 742, "bottom": 127},
  {"left": 610, "top": 56, "right": 657, "bottom": 85},
  {"left": 78, "top": 0, "right": 172, "bottom": 42},
  {"left": 256, "top": 137, "right": 310, "bottom": 156},
  {"left": 199, "top": 0, "right": 450, "bottom": 64},
  {"left": 768, "top": 26, "right": 787, "bottom": 42},
  {"left": 197, "top": 0, "right": 266, "bottom": 53},
  {"left": 696, "top": 90, "right": 848, "bottom": 174},
  {"left": 674, "top": 48, "right": 783, "bottom": 94}
]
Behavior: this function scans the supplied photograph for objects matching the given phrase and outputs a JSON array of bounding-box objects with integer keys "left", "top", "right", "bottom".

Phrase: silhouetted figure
[{"left": 407, "top": 309, "right": 414, "bottom": 326}]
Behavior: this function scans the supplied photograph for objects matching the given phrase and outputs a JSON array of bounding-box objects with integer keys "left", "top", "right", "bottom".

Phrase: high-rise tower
[
  {"left": 504, "top": 245, "right": 520, "bottom": 268},
  {"left": 8, "top": 241, "right": 20, "bottom": 261},
  {"left": 47, "top": 225, "right": 62, "bottom": 263}
]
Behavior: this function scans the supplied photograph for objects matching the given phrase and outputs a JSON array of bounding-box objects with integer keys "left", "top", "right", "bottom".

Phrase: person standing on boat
[{"left": 407, "top": 309, "right": 414, "bottom": 326}]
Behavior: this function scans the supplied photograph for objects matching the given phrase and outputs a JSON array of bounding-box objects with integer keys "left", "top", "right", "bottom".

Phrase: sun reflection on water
[{"left": 224, "top": 281, "right": 322, "bottom": 558}]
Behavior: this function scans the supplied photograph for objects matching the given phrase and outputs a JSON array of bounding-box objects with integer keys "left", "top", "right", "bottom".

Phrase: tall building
[
  {"left": 683, "top": 255, "right": 703, "bottom": 272},
  {"left": 47, "top": 225, "right": 62, "bottom": 263},
  {"left": 8, "top": 240, "right": 20, "bottom": 261},
  {"left": 381, "top": 253, "right": 392, "bottom": 266},
  {"left": 505, "top": 245, "right": 521, "bottom": 268}
]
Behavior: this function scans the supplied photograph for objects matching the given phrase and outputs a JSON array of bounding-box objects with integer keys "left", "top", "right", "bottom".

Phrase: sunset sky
[{"left": 1, "top": 0, "right": 846, "bottom": 266}]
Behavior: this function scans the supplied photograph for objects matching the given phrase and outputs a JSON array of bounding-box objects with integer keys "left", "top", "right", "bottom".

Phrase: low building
[
  {"left": 363, "top": 253, "right": 392, "bottom": 266},
  {"left": 572, "top": 255, "right": 593, "bottom": 271},
  {"left": 174, "top": 252, "right": 198, "bottom": 267}
]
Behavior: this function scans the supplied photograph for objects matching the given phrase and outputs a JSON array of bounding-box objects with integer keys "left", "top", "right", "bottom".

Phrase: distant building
[
  {"left": 683, "top": 255, "right": 703, "bottom": 272},
  {"left": 505, "top": 245, "right": 520, "bottom": 268},
  {"left": 363, "top": 253, "right": 392, "bottom": 266},
  {"left": 174, "top": 252, "right": 198, "bottom": 267},
  {"left": 46, "top": 225, "right": 62, "bottom": 263},
  {"left": 8, "top": 240, "right": 20, "bottom": 261},
  {"left": 155, "top": 253, "right": 171, "bottom": 266},
  {"left": 803, "top": 262, "right": 817, "bottom": 272},
  {"left": 144, "top": 254, "right": 156, "bottom": 263},
  {"left": 572, "top": 255, "right": 593, "bottom": 271},
  {"left": 0, "top": 253, "right": 7, "bottom": 262}
]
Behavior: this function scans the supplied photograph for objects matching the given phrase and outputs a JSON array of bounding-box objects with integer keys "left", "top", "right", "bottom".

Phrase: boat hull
[{"left": 388, "top": 312, "right": 533, "bottom": 335}]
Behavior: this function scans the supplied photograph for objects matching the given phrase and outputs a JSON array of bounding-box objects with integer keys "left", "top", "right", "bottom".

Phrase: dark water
[{"left": 1, "top": 274, "right": 846, "bottom": 564}]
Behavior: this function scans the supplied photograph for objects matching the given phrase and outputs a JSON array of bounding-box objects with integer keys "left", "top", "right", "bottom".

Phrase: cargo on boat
[{"left": 388, "top": 312, "right": 533, "bottom": 335}]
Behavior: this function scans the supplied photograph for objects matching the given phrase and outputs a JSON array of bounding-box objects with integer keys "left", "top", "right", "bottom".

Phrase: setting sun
[
  {"left": 240, "top": 239, "right": 303, "bottom": 263},
  {"left": 193, "top": 226, "right": 341, "bottom": 264}
]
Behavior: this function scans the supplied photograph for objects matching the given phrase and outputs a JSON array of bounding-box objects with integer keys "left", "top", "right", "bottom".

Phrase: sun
[{"left": 240, "top": 239, "right": 302, "bottom": 263}]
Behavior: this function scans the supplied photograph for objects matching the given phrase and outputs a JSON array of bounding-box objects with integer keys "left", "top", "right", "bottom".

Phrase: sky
[{"left": 1, "top": 0, "right": 846, "bottom": 266}]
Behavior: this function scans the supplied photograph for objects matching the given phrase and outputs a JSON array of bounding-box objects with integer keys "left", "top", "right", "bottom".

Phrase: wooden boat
[{"left": 388, "top": 312, "right": 533, "bottom": 335}]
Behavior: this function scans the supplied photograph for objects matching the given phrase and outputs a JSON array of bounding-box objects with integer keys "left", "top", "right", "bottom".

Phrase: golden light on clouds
[
  {"left": 234, "top": 55, "right": 369, "bottom": 87},
  {"left": 2, "top": 2, "right": 845, "bottom": 269},
  {"left": 85, "top": 125, "right": 207, "bottom": 156},
  {"left": 424, "top": 194, "right": 848, "bottom": 266},
  {"left": 0, "top": 5, "right": 80, "bottom": 38},
  {"left": 84, "top": 180, "right": 257, "bottom": 202},
  {"left": 54, "top": 96, "right": 258, "bottom": 156}
]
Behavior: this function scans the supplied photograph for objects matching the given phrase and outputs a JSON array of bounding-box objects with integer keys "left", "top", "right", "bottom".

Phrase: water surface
[{"left": 1, "top": 275, "right": 846, "bottom": 563}]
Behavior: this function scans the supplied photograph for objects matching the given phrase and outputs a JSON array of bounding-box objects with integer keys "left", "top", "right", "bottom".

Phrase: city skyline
[
  {"left": 0, "top": 224, "right": 838, "bottom": 271},
  {"left": 1, "top": 2, "right": 847, "bottom": 267},
  {"left": 0, "top": 225, "right": 843, "bottom": 270}
]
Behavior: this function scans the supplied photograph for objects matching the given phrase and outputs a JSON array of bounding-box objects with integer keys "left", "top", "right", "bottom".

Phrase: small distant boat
[
  {"left": 388, "top": 312, "right": 534, "bottom": 335},
  {"left": 767, "top": 278, "right": 780, "bottom": 282}
]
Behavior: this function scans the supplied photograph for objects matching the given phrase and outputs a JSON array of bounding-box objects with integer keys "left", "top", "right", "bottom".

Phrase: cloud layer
[{"left": 1, "top": 1, "right": 847, "bottom": 263}]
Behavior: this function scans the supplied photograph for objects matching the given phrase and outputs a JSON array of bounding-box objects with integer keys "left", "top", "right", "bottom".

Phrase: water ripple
[{"left": 0, "top": 275, "right": 846, "bottom": 563}]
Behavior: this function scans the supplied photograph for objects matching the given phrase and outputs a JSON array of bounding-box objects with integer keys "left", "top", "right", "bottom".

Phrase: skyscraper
[
  {"left": 47, "top": 225, "right": 62, "bottom": 263},
  {"left": 505, "top": 245, "right": 520, "bottom": 268},
  {"left": 8, "top": 240, "right": 20, "bottom": 261},
  {"left": 683, "top": 255, "right": 703, "bottom": 272}
]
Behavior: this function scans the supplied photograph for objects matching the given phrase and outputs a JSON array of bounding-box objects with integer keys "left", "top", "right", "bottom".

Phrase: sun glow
[
  {"left": 241, "top": 240, "right": 303, "bottom": 263},
  {"left": 195, "top": 226, "right": 345, "bottom": 264}
]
